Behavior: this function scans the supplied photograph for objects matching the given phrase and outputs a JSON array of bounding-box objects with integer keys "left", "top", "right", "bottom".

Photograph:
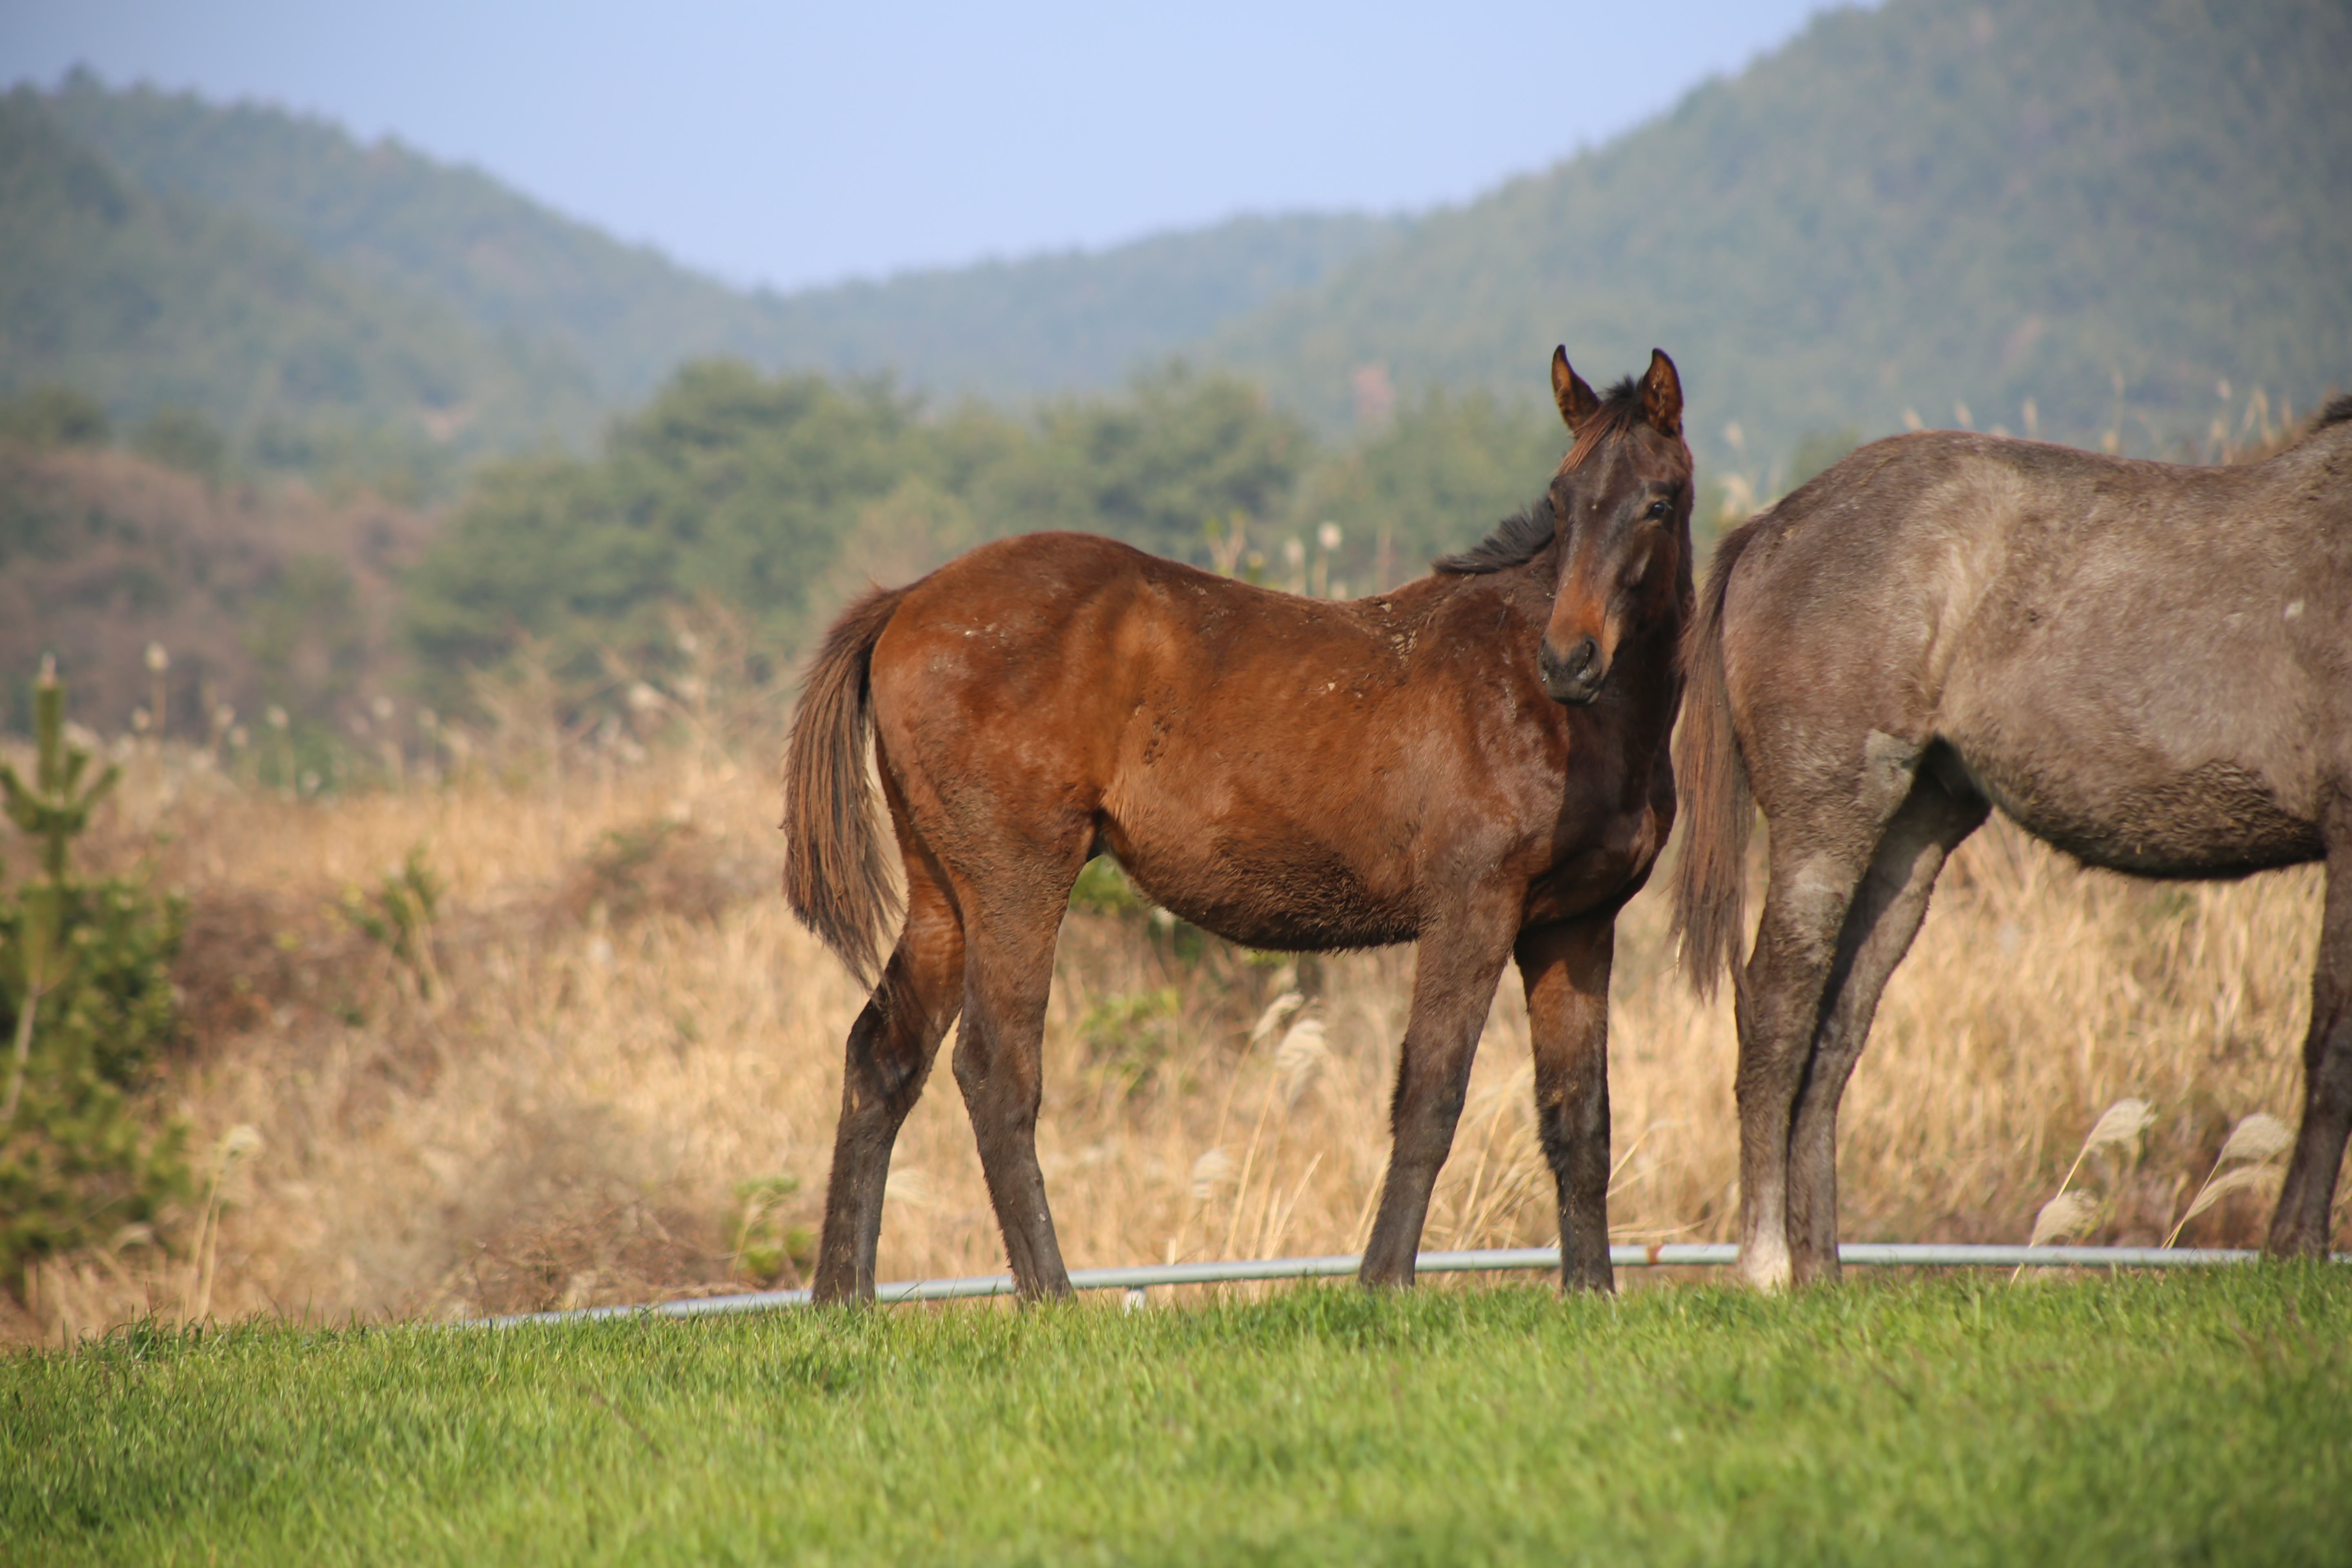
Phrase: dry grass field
[{"left": 4, "top": 702, "right": 2332, "bottom": 1345}]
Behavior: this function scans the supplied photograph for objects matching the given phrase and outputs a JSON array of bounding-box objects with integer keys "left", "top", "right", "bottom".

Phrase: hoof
[
  {"left": 1559, "top": 1263, "right": 1617, "bottom": 1294},
  {"left": 808, "top": 1265, "right": 874, "bottom": 1307},
  {"left": 1735, "top": 1236, "right": 1793, "bottom": 1294},
  {"left": 809, "top": 1287, "right": 873, "bottom": 1308}
]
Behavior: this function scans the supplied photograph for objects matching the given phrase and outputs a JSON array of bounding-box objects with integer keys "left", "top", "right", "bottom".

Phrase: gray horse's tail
[{"left": 1669, "top": 523, "right": 1762, "bottom": 998}]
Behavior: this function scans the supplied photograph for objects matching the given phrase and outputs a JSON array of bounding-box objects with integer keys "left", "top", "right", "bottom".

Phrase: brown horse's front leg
[
  {"left": 1360, "top": 909, "right": 1518, "bottom": 1289},
  {"left": 2268, "top": 800, "right": 2352, "bottom": 1258},
  {"left": 1517, "top": 914, "right": 1617, "bottom": 1292}
]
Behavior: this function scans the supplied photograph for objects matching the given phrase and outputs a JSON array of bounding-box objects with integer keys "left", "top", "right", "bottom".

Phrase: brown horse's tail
[
  {"left": 783, "top": 586, "right": 908, "bottom": 987},
  {"left": 1669, "top": 523, "right": 1761, "bottom": 999}
]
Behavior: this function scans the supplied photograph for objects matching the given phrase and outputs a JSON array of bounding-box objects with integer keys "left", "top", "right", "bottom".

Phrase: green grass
[{"left": 6, "top": 1269, "right": 2348, "bottom": 1565}]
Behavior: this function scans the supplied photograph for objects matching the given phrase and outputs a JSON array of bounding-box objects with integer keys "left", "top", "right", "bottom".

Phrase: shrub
[
  {"left": 0, "top": 385, "right": 111, "bottom": 450},
  {"left": 0, "top": 661, "right": 192, "bottom": 1294}
]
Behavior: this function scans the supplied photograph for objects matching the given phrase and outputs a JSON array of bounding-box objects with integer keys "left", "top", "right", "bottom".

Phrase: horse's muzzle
[{"left": 1538, "top": 635, "right": 1606, "bottom": 705}]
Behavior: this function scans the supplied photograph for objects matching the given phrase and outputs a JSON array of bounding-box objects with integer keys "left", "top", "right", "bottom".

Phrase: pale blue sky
[{"left": 5, "top": 2, "right": 1842, "bottom": 292}]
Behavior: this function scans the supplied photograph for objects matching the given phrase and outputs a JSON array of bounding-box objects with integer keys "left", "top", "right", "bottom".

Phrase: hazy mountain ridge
[
  {"left": 744, "top": 212, "right": 1408, "bottom": 400},
  {"left": 0, "top": 89, "right": 598, "bottom": 457},
  {"left": 12, "top": 0, "right": 2348, "bottom": 481},
  {"left": 39, "top": 71, "right": 797, "bottom": 405},
  {"left": 36, "top": 74, "right": 1403, "bottom": 408}
]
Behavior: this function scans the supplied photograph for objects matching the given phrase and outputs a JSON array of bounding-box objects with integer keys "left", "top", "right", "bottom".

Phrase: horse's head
[{"left": 1535, "top": 347, "right": 1693, "bottom": 706}]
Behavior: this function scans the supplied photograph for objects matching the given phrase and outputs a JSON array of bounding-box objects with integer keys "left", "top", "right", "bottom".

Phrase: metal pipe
[{"left": 477, "top": 1243, "right": 2336, "bottom": 1328}]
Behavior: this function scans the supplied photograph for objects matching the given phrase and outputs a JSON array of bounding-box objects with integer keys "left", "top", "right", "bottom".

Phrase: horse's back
[
  {"left": 1718, "top": 429, "right": 2350, "bottom": 873},
  {"left": 870, "top": 530, "right": 1405, "bottom": 740}
]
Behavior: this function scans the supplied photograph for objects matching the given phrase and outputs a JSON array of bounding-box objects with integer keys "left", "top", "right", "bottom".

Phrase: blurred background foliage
[{"left": 399, "top": 360, "right": 1320, "bottom": 706}]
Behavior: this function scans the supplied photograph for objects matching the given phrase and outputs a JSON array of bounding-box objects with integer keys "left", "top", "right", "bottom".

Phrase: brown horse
[
  {"left": 1672, "top": 401, "right": 2352, "bottom": 1290},
  {"left": 783, "top": 348, "right": 1694, "bottom": 1302}
]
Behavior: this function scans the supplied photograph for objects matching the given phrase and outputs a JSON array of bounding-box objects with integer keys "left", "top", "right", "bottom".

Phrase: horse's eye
[{"left": 1645, "top": 500, "right": 1670, "bottom": 520}]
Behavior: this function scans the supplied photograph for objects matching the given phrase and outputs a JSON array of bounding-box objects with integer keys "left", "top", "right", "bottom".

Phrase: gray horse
[{"left": 1673, "top": 399, "right": 2352, "bottom": 1288}]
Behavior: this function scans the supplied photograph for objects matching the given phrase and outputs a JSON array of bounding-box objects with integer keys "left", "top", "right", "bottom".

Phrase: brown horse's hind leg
[
  {"left": 951, "top": 898, "right": 1078, "bottom": 1300},
  {"left": 2268, "top": 797, "right": 2352, "bottom": 1258},
  {"left": 1782, "top": 774, "right": 1986, "bottom": 1285},
  {"left": 1361, "top": 902, "right": 1521, "bottom": 1288},
  {"left": 1518, "top": 913, "right": 1619, "bottom": 1292},
  {"left": 811, "top": 855, "right": 965, "bottom": 1305}
]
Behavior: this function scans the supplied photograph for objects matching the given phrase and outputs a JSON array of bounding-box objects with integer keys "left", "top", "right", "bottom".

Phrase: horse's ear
[
  {"left": 1641, "top": 349, "right": 1684, "bottom": 438},
  {"left": 1552, "top": 346, "right": 1601, "bottom": 430}
]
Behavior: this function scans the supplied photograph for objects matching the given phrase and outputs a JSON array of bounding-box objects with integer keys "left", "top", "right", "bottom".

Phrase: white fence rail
[{"left": 481, "top": 1243, "right": 2339, "bottom": 1328}]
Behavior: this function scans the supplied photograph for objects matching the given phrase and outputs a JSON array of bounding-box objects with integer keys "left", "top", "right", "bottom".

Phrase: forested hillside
[
  {"left": 0, "top": 424, "right": 432, "bottom": 740},
  {"left": 0, "top": 91, "right": 597, "bottom": 470},
  {"left": 37, "top": 73, "right": 782, "bottom": 408},
  {"left": 735, "top": 213, "right": 1403, "bottom": 400},
  {"left": 1216, "top": 0, "right": 2352, "bottom": 468},
  {"left": 36, "top": 74, "right": 1399, "bottom": 407}
]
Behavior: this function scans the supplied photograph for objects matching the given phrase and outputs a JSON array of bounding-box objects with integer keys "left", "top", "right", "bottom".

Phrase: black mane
[
  {"left": 1433, "top": 375, "right": 1646, "bottom": 575},
  {"left": 1434, "top": 494, "right": 1556, "bottom": 575},
  {"left": 1593, "top": 373, "right": 1642, "bottom": 408},
  {"left": 2317, "top": 393, "right": 2352, "bottom": 432}
]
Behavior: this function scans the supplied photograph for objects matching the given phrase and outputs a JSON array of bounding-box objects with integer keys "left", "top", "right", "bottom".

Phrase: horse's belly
[
  {"left": 1104, "top": 822, "right": 1420, "bottom": 953},
  {"left": 1958, "top": 751, "right": 2322, "bottom": 878},
  {"left": 1167, "top": 891, "right": 1418, "bottom": 954}
]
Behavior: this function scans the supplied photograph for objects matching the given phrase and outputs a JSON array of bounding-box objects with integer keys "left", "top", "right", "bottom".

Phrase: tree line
[{"left": 4, "top": 355, "right": 1778, "bottom": 745}]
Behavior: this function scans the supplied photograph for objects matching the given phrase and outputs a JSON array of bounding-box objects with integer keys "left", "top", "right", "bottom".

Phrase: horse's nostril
[{"left": 1539, "top": 637, "right": 1605, "bottom": 703}]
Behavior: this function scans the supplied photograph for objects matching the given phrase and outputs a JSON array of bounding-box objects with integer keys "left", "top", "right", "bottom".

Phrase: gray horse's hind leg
[
  {"left": 2268, "top": 797, "right": 2352, "bottom": 1258},
  {"left": 1783, "top": 773, "right": 1987, "bottom": 1285},
  {"left": 1733, "top": 753, "right": 1983, "bottom": 1292},
  {"left": 1735, "top": 837, "right": 1870, "bottom": 1291}
]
